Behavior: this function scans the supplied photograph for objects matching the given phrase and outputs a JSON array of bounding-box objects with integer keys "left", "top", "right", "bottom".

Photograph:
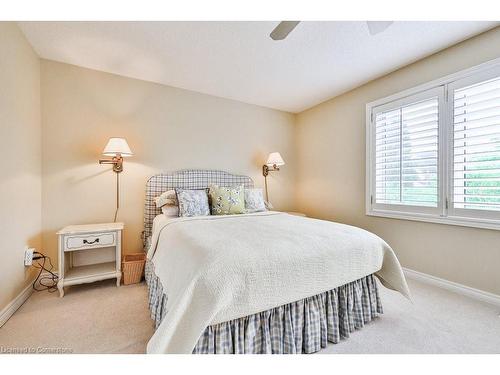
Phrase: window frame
[{"left": 366, "top": 57, "right": 500, "bottom": 231}]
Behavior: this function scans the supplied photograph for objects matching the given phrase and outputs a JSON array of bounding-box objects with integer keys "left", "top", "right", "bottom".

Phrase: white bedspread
[{"left": 146, "top": 211, "right": 410, "bottom": 354}]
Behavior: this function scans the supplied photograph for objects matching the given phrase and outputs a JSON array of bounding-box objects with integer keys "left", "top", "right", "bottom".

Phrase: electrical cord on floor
[{"left": 32, "top": 251, "right": 59, "bottom": 293}]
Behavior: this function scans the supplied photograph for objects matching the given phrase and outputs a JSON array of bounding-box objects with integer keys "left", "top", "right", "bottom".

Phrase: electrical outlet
[{"left": 24, "top": 247, "right": 34, "bottom": 266}]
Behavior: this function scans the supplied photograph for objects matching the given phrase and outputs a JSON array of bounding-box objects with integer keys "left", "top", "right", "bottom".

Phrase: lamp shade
[
  {"left": 102, "top": 137, "right": 133, "bottom": 157},
  {"left": 266, "top": 152, "right": 285, "bottom": 166}
]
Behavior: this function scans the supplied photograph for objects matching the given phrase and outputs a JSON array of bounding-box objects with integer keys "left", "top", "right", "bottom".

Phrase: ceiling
[{"left": 18, "top": 21, "right": 498, "bottom": 113}]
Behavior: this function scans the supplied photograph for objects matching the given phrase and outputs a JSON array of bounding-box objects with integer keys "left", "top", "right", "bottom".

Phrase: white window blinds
[
  {"left": 375, "top": 97, "right": 439, "bottom": 207},
  {"left": 368, "top": 62, "right": 500, "bottom": 229},
  {"left": 453, "top": 76, "right": 500, "bottom": 211}
]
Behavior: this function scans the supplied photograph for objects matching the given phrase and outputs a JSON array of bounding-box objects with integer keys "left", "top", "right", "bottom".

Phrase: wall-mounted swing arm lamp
[
  {"left": 262, "top": 152, "right": 285, "bottom": 203},
  {"left": 99, "top": 137, "right": 133, "bottom": 222},
  {"left": 99, "top": 137, "right": 133, "bottom": 172}
]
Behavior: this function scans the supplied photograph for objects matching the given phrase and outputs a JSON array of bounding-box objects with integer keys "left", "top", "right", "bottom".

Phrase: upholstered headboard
[{"left": 143, "top": 169, "right": 254, "bottom": 243}]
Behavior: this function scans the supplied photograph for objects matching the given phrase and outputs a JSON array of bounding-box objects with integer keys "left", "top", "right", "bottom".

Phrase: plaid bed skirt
[{"left": 145, "top": 260, "right": 383, "bottom": 354}]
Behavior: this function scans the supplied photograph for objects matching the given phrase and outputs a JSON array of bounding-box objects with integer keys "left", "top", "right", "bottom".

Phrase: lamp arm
[
  {"left": 262, "top": 164, "right": 281, "bottom": 177},
  {"left": 99, "top": 155, "right": 124, "bottom": 173}
]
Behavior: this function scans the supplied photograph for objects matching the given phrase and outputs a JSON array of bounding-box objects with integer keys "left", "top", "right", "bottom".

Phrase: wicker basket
[{"left": 122, "top": 252, "right": 146, "bottom": 285}]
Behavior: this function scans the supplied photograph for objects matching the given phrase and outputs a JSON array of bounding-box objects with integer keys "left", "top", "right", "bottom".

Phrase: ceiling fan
[{"left": 269, "top": 21, "right": 394, "bottom": 40}]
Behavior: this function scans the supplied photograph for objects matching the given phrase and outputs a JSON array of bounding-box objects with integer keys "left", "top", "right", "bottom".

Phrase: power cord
[{"left": 32, "top": 251, "right": 59, "bottom": 293}]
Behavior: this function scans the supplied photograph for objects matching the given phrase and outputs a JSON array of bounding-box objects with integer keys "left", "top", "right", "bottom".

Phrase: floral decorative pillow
[
  {"left": 154, "top": 190, "right": 177, "bottom": 208},
  {"left": 209, "top": 185, "right": 245, "bottom": 215},
  {"left": 175, "top": 189, "right": 210, "bottom": 217},
  {"left": 244, "top": 188, "right": 267, "bottom": 213}
]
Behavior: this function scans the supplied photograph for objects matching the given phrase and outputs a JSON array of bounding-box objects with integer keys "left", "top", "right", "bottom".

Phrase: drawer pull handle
[{"left": 83, "top": 238, "right": 100, "bottom": 245}]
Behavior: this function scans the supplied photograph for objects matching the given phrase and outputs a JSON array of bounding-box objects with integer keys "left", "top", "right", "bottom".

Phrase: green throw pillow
[{"left": 209, "top": 185, "right": 245, "bottom": 215}]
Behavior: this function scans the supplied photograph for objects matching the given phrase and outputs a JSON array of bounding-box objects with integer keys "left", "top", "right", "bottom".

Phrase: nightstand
[{"left": 57, "top": 223, "right": 124, "bottom": 297}]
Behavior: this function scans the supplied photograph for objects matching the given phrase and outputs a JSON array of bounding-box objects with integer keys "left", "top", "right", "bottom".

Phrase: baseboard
[
  {"left": 0, "top": 282, "right": 34, "bottom": 328},
  {"left": 403, "top": 267, "right": 500, "bottom": 307},
  {"left": 0, "top": 268, "right": 58, "bottom": 328}
]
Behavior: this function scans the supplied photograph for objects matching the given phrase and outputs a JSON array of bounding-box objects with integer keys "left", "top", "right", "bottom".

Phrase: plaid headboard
[{"left": 143, "top": 169, "right": 254, "bottom": 243}]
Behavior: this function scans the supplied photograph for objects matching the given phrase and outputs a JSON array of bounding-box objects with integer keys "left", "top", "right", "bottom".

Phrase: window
[
  {"left": 450, "top": 74, "right": 500, "bottom": 218},
  {"left": 366, "top": 60, "right": 500, "bottom": 230},
  {"left": 373, "top": 89, "right": 442, "bottom": 215}
]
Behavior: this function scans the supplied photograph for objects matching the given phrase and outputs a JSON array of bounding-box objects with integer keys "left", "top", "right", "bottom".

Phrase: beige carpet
[
  {"left": 0, "top": 277, "right": 499, "bottom": 354},
  {"left": 0, "top": 280, "right": 154, "bottom": 353}
]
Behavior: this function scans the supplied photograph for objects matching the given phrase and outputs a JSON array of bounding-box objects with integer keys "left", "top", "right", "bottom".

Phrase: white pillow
[
  {"left": 244, "top": 188, "right": 267, "bottom": 213},
  {"left": 161, "top": 205, "right": 179, "bottom": 217},
  {"left": 154, "top": 190, "right": 177, "bottom": 208}
]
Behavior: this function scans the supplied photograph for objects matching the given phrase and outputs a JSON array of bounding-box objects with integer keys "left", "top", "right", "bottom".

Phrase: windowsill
[{"left": 366, "top": 209, "right": 500, "bottom": 231}]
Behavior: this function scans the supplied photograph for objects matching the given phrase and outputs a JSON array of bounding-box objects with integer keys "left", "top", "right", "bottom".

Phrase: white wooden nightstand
[{"left": 57, "top": 223, "right": 124, "bottom": 297}]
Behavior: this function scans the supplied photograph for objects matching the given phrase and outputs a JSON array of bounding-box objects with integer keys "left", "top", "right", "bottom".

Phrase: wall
[
  {"left": 295, "top": 27, "right": 500, "bottom": 295},
  {"left": 0, "top": 23, "right": 42, "bottom": 310},
  {"left": 41, "top": 60, "right": 296, "bottom": 261}
]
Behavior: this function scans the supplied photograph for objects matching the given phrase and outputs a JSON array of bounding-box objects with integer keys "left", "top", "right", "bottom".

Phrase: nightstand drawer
[{"left": 65, "top": 232, "right": 116, "bottom": 251}]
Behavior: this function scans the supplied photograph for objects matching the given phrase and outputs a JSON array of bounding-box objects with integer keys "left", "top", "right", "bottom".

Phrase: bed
[{"left": 143, "top": 170, "right": 410, "bottom": 354}]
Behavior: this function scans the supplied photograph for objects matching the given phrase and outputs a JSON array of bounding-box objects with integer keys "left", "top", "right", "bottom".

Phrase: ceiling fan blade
[
  {"left": 366, "top": 21, "right": 393, "bottom": 35},
  {"left": 270, "top": 21, "right": 300, "bottom": 40}
]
